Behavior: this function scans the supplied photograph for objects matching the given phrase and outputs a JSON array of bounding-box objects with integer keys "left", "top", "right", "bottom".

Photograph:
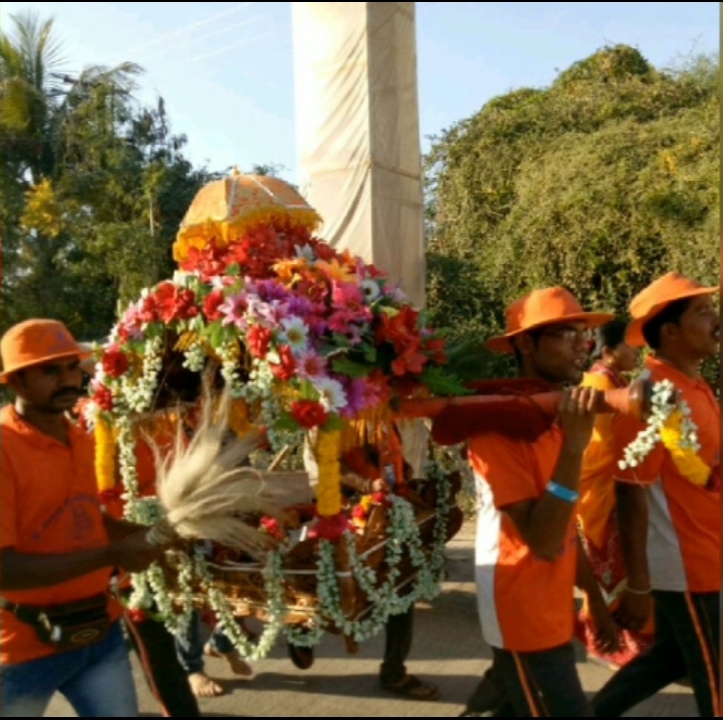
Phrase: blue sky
[{"left": 1, "top": 2, "right": 719, "bottom": 183}]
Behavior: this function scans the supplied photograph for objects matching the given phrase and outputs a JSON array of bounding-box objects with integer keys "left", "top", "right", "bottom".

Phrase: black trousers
[
  {"left": 123, "top": 611, "right": 201, "bottom": 717},
  {"left": 379, "top": 605, "right": 414, "bottom": 685},
  {"left": 592, "top": 590, "right": 719, "bottom": 717}
]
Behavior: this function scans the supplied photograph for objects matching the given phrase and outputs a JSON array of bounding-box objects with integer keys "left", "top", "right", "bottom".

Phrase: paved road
[{"left": 47, "top": 521, "right": 697, "bottom": 717}]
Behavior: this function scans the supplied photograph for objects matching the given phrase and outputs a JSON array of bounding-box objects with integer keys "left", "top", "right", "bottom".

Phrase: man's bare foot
[
  {"left": 204, "top": 643, "right": 253, "bottom": 677},
  {"left": 188, "top": 672, "right": 224, "bottom": 698}
]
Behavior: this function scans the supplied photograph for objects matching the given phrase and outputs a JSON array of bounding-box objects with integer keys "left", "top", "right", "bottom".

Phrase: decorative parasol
[{"left": 172, "top": 169, "right": 323, "bottom": 264}]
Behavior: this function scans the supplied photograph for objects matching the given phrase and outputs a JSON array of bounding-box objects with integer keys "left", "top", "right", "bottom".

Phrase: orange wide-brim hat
[
  {"left": 625, "top": 272, "right": 719, "bottom": 348},
  {"left": 0, "top": 319, "right": 92, "bottom": 382},
  {"left": 486, "top": 286, "right": 615, "bottom": 354}
]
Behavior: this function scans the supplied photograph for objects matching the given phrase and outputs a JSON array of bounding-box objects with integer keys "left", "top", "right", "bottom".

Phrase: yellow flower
[
  {"left": 95, "top": 417, "right": 117, "bottom": 491},
  {"left": 315, "top": 429, "right": 342, "bottom": 516},
  {"left": 660, "top": 409, "right": 710, "bottom": 487},
  {"left": 20, "top": 178, "right": 64, "bottom": 238}
]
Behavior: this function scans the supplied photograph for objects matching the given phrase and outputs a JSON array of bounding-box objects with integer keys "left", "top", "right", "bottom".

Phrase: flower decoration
[
  {"left": 85, "top": 211, "right": 465, "bottom": 506},
  {"left": 619, "top": 378, "right": 717, "bottom": 491}
]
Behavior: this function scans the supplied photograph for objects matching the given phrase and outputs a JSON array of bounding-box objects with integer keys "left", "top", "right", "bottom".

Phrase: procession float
[
  {"left": 80, "top": 170, "right": 717, "bottom": 663},
  {"left": 81, "top": 170, "right": 471, "bottom": 660}
]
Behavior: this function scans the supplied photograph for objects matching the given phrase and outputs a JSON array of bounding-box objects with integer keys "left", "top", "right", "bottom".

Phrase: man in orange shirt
[
  {"left": 463, "top": 287, "right": 620, "bottom": 716},
  {"left": 0, "top": 319, "right": 164, "bottom": 717},
  {"left": 591, "top": 273, "right": 720, "bottom": 717}
]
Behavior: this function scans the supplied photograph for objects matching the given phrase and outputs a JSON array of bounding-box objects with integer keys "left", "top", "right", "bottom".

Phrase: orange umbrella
[{"left": 172, "top": 169, "right": 322, "bottom": 263}]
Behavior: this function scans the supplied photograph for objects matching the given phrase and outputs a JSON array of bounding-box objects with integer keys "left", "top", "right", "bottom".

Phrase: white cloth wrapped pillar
[{"left": 292, "top": 2, "right": 428, "bottom": 476}]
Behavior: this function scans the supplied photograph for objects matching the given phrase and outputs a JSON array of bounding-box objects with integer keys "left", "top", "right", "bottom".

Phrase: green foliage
[
  {"left": 0, "top": 12, "right": 217, "bottom": 343},
  {"left": 425, "top": 45, "right": 720, "bottom": 386}
]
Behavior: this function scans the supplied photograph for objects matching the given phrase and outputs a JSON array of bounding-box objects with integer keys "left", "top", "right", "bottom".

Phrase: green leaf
[
  {"left": 321, "top": 414, "right": 346, "bottom": 431},
  {"left": 361, "top": 343, "right": 377, "bottom": 363},
  {"left": 225, "top": 262, "right": 241, "bottom": 276},
  {"left": 274, "top": 413, "right": 302, "bottom": 431},
  {"left": 420, "top": 366, "right": 474, "bottom": 397},
  {"left": 299, "top": 380, "right": 318, "bottom": 400},
  {"left": 331, "top": 357, "right": 370, "bottom": 378},
  {"left": 206, "top": 321, "right": 225, "bottom": 349}
]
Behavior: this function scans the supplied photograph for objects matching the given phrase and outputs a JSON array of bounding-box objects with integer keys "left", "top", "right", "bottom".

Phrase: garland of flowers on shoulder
[{"left": 619, "top": 377, "right": 714, "bottom": 488}]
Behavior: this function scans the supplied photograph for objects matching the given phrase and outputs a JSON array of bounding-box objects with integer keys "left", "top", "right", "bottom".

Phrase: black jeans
[
  {"left": 592, "top": 590, "right": 719, "bottom": 717},
  {"left": 490, "top": 641, "right": 594, "bottom": 717}
]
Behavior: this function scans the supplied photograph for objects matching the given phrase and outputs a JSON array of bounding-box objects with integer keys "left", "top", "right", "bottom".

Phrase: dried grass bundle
[{"left": 143, "top": 377, "right": 285, "bottom": 559}]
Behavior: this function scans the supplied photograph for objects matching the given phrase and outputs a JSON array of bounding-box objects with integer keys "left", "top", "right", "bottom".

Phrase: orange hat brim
[
  {"left": 485, "top": 311, "right": 615, "bottom": 354},
  {"left": 625, "top": 286, "right": 719, "bottom": 348},
  {"left": 0, "top": 348, "right": 93, "bottom": 383}
]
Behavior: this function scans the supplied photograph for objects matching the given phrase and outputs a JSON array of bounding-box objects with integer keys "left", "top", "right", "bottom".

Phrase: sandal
[{"left": 382, "top": 674, "right": 440, "bottom": 701}]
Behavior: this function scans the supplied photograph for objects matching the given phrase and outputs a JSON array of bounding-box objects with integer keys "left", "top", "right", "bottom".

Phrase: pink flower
[
  {"left": 219, "top": 292, "right": 248, "bottom": 329},
  {"left": 296, "top": 351, "right": 328, "bottom": 380}
]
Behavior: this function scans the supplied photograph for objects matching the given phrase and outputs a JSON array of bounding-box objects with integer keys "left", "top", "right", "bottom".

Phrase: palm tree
[{"left": 0, "top": 10, "right": 142, "bottom": 184}]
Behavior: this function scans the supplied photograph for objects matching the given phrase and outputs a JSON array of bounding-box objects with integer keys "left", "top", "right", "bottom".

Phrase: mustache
[{"left": 52, "top": 387, "right": 80, "bottom": 400}]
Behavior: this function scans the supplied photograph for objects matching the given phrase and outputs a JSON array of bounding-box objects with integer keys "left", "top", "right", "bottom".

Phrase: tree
[
  {"left": 0, "top": 12, "right": 222, "bottom": 344},
  {"left": 424, "top": 46, "right": 719, "bottom": 384}
]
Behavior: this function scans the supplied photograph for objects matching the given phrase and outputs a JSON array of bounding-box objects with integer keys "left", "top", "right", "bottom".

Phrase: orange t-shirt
[
  {"left": 0, "top": 405, "right": 122, "bottom": 665},
  {"left": 468, "top": 425, "right": 578, "bottom": 652},
  {"left": 613, "top": 355, "right": 720, "bottom": 593}
]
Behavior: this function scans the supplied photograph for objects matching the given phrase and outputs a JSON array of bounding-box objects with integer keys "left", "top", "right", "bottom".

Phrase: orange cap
[
  {"left": 486, "top": 287, "right": 614, "bottom": 354},
  {"left": 0, "top": 319, "right": 91, "bottom": 382},
  {"left": 625, "top": 272, "right": 719, "bottom": 347}
]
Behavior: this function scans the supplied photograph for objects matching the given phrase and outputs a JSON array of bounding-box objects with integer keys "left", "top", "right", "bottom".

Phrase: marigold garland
[
  {"left": 315, "top": 428, "right": 342, "bottom": 516},
  {"left": 94, "top": 417, "right": 117, "bottom": 492},
  {"left": 173, "top": 207, "right": 321, "bottom": 263},
  {"left": 659, "top": 408, "right": 711, "bottom": 487}
]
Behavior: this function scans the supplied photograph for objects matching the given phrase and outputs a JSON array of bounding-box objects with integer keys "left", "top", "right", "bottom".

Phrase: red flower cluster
[
  {"left": 270, "top": 345, "right": 296, "bottom": 381},
  {"left": 92, "top": 384, "right": 114, "bottom": 411},
  {"left": 290, "top": 400, "right": 329, "bottom": 429},
  {"left": 247, "top": 326, "right": 273, "bottom": 358},
  {"left": 141, "top": 282, "right": 198, "bottom": 324},
  {"left": 259, "top": 516, "right": 285, "bottom": 540},
  {"left": 376, "top": 306, "right": 429, "bottom": 376},
  {"left": 177, "top": 222, "right": 342, "bottom": 282},
  {"left": 202, "top": 290, "right": 226, "bottom": 322},
  {"left": 308, "top": 513, "right": 352, "bottom": 541},
  {"left": 101, "top": 345, "right": 129, "bottom": 378}
]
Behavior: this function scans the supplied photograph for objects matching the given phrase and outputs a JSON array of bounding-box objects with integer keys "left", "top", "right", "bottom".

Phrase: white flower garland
[{"left": 618, "top": 378, "right": 699, "bottom": 470}]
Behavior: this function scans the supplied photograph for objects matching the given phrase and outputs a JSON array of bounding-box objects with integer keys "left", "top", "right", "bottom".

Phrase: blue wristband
[{"left": 546, "top": 481, "right": 579, "bottom": 503}]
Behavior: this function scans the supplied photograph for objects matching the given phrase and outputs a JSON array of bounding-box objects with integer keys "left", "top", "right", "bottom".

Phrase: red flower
[
  {"left": 391, "top": 343, "right": 428, "bottom": 376},
  {"left": 290, "top": 400, "right": 329, "bottom": 429},
  {"left": 154, "top": 283, "right": 198, "bottom": 323},
  {"left": 376, "top": 306, "right": 420, "bottom": 351},
  {"left": 101, "top": 345, "right": 129, "bottom": 378},
  {"left": 247, "top": 326, "right": 273, "bottom": 358},
  {"left": 203, "top": 290, "right": 225, "bottom": 322},
  {"left": 423, "top": 337, "right": 447, "bottom": 364},
  {"left": 92, "top": 384, "right": 114, "bottom": 412},
  {"left": 259, "top": 516, "right": 285, "bottom": 540},
  {"left": 351, "top": 504, "right": 368, "bottom": 521},
  {"left": 308, "top": 513, "right": 352, "bottom": 540},
  {"left": 179, "top": 239, "right": 228, "bottom": 280},
  {"left": 270, "top": 345, "right": 296, "bottom": 381}
]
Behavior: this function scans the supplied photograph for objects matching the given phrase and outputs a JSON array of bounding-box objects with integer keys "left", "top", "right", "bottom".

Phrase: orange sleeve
[
  {"left": 468, "top": 434, "right": 540, "bottom": 509},
  {"left": 0, "top": 445, "right": 18, "bottom": 549},
  {"left": 612, "top": 413, "right": 664, "bottom": 485}
]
